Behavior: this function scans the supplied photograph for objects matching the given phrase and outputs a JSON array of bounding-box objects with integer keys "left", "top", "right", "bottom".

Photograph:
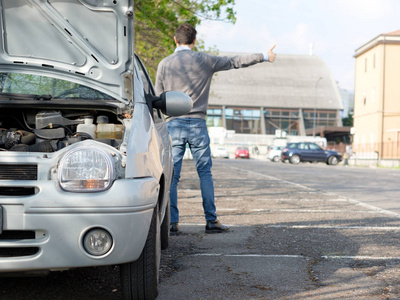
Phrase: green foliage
[
  {"left": 134, "top": 0, "right": 236, "bottom": 82},
  {"left": 342, "top": 113, "right": 353, "bottom": 127}
]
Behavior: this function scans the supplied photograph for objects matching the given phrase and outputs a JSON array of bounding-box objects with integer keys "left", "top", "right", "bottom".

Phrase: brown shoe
[{"left": 205, "top": 220, "right": 229, "bottom": 234}]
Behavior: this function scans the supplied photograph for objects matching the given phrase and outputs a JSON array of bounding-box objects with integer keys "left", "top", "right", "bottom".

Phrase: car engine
[{"left": 0, "top": 108, "right": 124, "bottom": 153}]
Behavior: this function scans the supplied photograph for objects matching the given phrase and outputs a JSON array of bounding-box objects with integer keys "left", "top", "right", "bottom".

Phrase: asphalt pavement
[
  {"left": 1, "top": 158, "right": 399, "bottom": 299},
  {"left": 158, "top": 159, "right": 400, "bottom": 299}
]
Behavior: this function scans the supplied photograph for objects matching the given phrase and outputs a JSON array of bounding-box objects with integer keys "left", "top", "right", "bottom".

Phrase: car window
[
  {"left": 298, "top": 143, "right": 306, "bottom": 150},
  {"left": 134, "top": 55, "right": 164, "bottom": 120},
  {"left": 0, "top": 72, "right": 115, "bottom": 100},
  {"left": 135, "top": 56, "right": 154, "bottom": 96},
  {"left": 309, "top": 143, "right": 322, "bottom": 150}
]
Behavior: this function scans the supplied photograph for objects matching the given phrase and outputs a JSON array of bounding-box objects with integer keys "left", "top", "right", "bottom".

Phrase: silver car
[{"left": 0, "top": 1, "right": 192, "bottom": 299}]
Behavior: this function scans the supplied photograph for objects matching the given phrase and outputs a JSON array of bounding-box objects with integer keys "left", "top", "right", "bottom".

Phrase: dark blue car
[{"left": 281, "top": 142, "right": 342, "bottom": 165}]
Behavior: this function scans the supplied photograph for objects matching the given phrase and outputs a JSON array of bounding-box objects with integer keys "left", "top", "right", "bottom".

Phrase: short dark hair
[{"left": 175, "top": 23, "right": 197, "bottom": 45}]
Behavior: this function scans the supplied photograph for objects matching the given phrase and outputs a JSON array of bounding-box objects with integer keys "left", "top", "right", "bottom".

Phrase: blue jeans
[{"left": 167, "top": 118, "right": 217, "bottom": 223}]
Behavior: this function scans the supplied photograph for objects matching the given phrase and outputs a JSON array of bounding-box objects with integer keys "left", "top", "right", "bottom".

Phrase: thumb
[{"left": 269, "top": 44, "right": 276, "bottom": 51}]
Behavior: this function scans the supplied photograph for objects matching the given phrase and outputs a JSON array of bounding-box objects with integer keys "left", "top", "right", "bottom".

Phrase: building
[
  {"left": 339, "top": 88, "right": 354, "bottom": 118},
  {"left": 207, "top": 53, "right": 343, "bottom": 138},
  {"left": 353, "top": 30, "right": 400, "bottom": 159}
]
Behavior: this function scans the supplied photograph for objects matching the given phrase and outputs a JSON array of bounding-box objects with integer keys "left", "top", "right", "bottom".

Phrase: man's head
[{"left": 174, "top": 23, "right": 197, "bottom": 46}]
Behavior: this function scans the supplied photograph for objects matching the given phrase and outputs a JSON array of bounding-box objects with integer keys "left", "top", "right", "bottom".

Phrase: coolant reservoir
[
  {"left": 96, "top": 115, "right": 116, "bottom": 139},
  {"left": 77, "top": 117, "right": 96, "bottom": 139}
]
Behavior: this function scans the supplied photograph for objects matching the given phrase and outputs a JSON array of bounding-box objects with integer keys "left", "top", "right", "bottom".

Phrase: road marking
[
  {"left": 322, "top": 255, "right": 400, "bottom": 260},
  {"left": 179, "top": 223, "right": 400, "bottom": 231},
  {"left": 251, "top": 209, "right": 384, "bottom": 213},
  {"left": 224, "top": 165, "right": 400, "bottom": 218},
  {"left": 223, "top": 198, "right": 359, "bottom": 202},
  {"left": 192, "top": 253, "right": 304, "bottom": 258},
  {"left": 267, "top": 224, "right": 400, "bottom": 231},
  {"left": 191, "top": 253, "right": 400, "bottom": 260}
]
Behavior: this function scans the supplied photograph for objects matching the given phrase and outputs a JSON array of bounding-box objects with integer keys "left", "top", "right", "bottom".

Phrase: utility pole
[{"left": 313, "top": 77, "right": 323, "bottom": 137}]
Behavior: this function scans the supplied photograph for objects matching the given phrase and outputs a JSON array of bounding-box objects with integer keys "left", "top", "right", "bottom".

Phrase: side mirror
[{"left": 152, "top": 91, "right": 193, "bottom": 117}]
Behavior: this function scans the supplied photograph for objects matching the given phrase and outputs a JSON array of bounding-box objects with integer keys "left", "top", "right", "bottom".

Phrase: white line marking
[
  {"left": 192, "top": 253, "right": 304, "bottom": 258},
  {"left": 178, "top": 223, "right": 400, "bottom": 230},
  {"left": 322, "top": 255, "right": 400, "bottom": 260},
  {"left": 251, "top": 209, "right": 377, "bottom": 213},
  {"left": 222, "top": 198, "right": 361, "bottom": 202},
  {"left": 267, "top": 224, "right": 400, "bottom": 231},
  {"left": 224, "top": 165, "right": 400, "bottom": 218},
  {"left": 191, "top": 253, "right": 400, "bottom": 260}
]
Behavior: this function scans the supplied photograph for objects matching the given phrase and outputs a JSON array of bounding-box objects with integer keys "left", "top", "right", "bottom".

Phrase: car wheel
[
  {"left": 289, "top": 154, "right": 300, "bottom": 164},
  {"left": 328, "top": 156, "right": 338, "bottom": 165},
  {"left": 160, "top": 200, "right": 170, "bottom": 250},
  {"left": 272, "top": 156, "right": 280, "bottom": 162},
  {"left": 120, "top": 204, "right": 160, "bottom": 300}
]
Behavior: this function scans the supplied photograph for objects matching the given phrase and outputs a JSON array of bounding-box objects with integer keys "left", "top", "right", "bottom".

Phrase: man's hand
[{"left": 268, "top": 44, "right": 276, "bottom": 63}]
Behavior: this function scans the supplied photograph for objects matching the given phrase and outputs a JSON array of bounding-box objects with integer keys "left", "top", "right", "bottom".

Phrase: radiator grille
[
  {"left": 0, "top": 231, "right": 38, "bottom": 257},
  {"left": 0, "top": 187, "right": 36, "bottom": 196},
  {"left": 0, "top": 164, "right": 37, "bottom": 180},
  {"left": 0, "top": 247, "right": 39, "bottom": 257},
  {"left": 0, "top": 230, "right": 35, "bottom": 240}
]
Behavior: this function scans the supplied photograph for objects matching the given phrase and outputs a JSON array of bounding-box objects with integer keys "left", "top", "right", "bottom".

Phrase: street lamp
[{"left": 312, "top": 77, "right": 323, "bottom": 137}]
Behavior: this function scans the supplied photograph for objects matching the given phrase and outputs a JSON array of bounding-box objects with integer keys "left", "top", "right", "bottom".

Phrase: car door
[
  {"left": 308, "top": 143, "right": 327, "bottom": 162},
  {"left": 297, "top": 143, "right": 311, "bottom": 161},
  {"left": 136, "top": 54, "right": 172, "bottom": 164},
  {"left": 134, "top": 55, "right": 172, "bottom": 219}
]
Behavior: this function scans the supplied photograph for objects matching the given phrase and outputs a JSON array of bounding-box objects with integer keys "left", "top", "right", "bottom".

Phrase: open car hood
[{"left": 0, "top": 0, "right": 134, "bottom": 105}]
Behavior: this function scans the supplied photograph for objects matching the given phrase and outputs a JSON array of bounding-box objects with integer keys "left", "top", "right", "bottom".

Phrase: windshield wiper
[{"left": 0, "top": 92, "right": 52, "bottom": 100}]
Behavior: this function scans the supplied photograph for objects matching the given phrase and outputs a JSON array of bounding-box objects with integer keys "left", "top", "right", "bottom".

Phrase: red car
[{"left": 235, "top": 147, "right": 250, "bottom": 159}]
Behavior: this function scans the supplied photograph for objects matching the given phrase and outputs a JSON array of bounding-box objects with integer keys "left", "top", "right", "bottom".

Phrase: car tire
[
  {"left": 272, "top": 156, "right": 280, "bottom": 162},
  {"left": 289, "top": 154, "right": 300, "bottom": 164},
  {"left": 120, "top": 204, "right": 160, "bottom": 300},
  {"left": 160, "top": 200, "right": 170, "bottom": 250},
  {"left": 328, "top": 156, "right": 338, "bottom": 165}
]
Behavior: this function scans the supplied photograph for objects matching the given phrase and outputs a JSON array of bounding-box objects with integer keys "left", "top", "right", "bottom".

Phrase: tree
[
  {"left": 134, "top": 0, "right": 236, "bottom": 81},
  {"left": 342, "top": 114, "right": 353, "bottom": 127}
]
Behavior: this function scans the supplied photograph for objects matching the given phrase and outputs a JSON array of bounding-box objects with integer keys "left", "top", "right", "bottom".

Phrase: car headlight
[{"left": 58, "top": 147, "right": 115, "bottom": 192}]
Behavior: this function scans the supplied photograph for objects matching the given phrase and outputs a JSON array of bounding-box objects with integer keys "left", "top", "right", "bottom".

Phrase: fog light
[{"left": 83, "top": 228, "right": 113, "bottom": 256}]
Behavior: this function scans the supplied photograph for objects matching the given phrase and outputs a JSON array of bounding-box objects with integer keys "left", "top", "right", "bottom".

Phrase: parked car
[
  {"left": 235, "top": 146, "right": 250, "bottom": 159},
  {"left": 0, "top": 2, "right": 192, "bottom": 299},
  {"left": 267, "top": 145, "right": 283, "bottom": 162},
  {"left": 213, "top": 147, "right": 230, "bottom": 159},
  {"left": 281, "top": 142, "right": 342, "bottom": 165}
]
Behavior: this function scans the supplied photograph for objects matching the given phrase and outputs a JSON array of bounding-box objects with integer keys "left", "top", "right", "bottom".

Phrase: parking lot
[
  {"left": 1, "top": 158, "right": 400, "bottom": 299},
  {"left": 158, "top": 159, "right": 400, "bottom": 299}
]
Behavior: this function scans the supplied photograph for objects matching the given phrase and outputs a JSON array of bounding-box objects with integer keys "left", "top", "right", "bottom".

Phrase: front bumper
[{"left": 0, "top": 178, "right": 158, "bottom": 272}]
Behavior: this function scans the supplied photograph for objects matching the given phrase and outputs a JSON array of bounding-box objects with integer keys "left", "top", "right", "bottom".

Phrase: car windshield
[{"left": 0, "top": 72, "right": 115, "bottom": 100}]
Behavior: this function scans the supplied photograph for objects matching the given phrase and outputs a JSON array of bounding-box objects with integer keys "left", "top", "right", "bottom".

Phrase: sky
[{"left": 196, "top": 0, "right": 400, "bottom": 92}]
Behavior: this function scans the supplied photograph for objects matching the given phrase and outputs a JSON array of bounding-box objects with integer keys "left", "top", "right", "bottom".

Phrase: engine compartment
[{"left": 0, "top": 108, "right": 125, "bottom": 152}]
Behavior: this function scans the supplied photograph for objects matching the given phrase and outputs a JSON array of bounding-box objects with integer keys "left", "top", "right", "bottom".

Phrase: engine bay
[{"left": 0, "top": 108, "right": 125, "bottom": 153}]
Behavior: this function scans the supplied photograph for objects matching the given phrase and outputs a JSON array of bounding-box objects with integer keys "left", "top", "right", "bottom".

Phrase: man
[{"left": 155, "top": 23, "right": 276, "bottom": 234}]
